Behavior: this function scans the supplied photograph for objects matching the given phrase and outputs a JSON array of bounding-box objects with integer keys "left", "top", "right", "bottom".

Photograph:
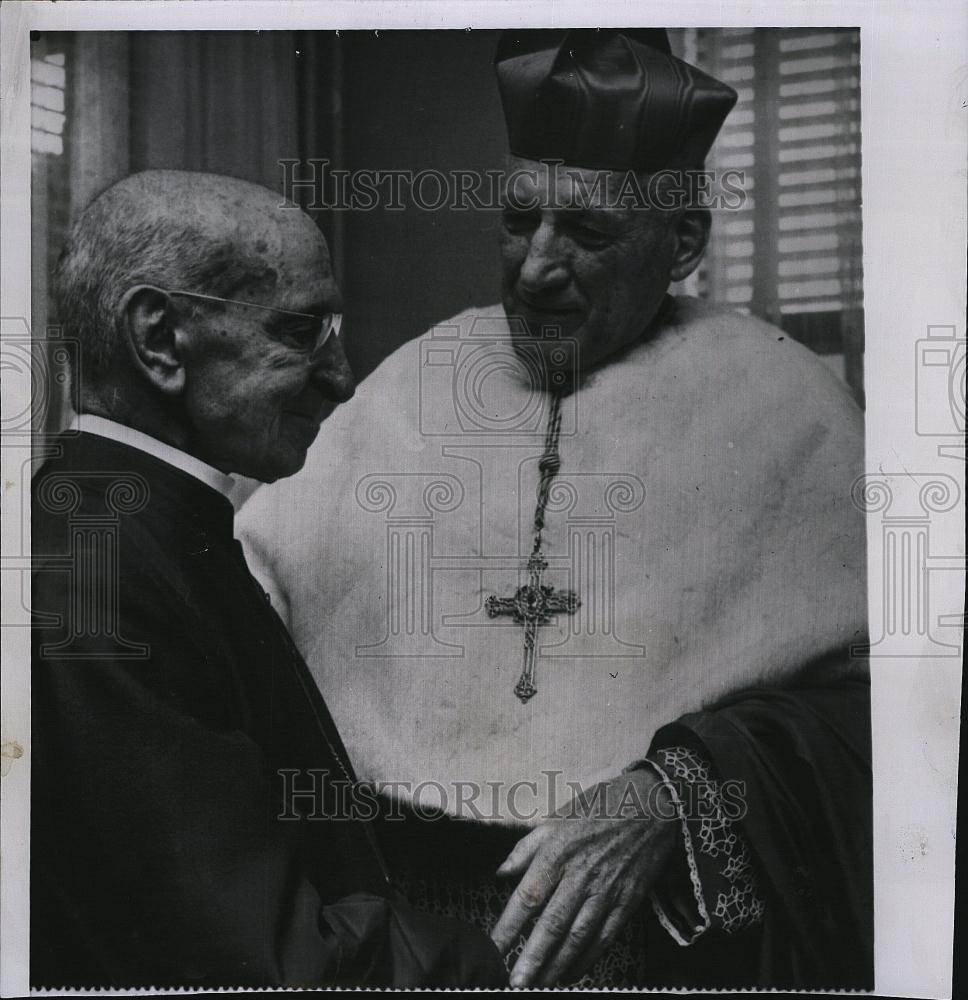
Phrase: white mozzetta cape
[{"left": 238, "top": 297, "right": 866, "bottom": 822}]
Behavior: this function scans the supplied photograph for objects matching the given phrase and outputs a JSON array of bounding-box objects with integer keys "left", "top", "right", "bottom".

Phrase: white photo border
[{"left": 2, "top": 2, "right": 964, "bottom": 997}]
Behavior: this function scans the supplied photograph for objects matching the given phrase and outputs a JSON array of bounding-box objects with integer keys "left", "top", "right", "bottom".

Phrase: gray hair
[{"left": 53, "top": 173, "right": 275, "bottom": 391}]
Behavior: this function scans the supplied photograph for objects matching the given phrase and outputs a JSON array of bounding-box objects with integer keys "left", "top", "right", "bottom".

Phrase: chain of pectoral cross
[{"left": 485, "top": 391, "right": 581, "bottom": 703}]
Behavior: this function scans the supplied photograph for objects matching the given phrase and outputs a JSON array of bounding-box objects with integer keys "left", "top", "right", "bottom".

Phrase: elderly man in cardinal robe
[{"left": 238, "top": 29, "right": 872, "bottom": 990}]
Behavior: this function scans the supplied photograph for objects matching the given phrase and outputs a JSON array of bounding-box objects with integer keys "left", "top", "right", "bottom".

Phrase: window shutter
[
  {"left": 773, "top": 29, "right": 863, "bottom": 318},
  {"left": 32, "top": 50, "right": 67, "bottom": 156},
  {"left": 684, "top": 27, "right": 864, "bottom": 401},
  {"left": 31, "top": 37, "right": 72, "bottom": 437},
  {"left": 693, "top": 28, "right": 758, "bottom": 311},
  {"left": 697, "top": 27, "right": 862, "bottom": 318}
]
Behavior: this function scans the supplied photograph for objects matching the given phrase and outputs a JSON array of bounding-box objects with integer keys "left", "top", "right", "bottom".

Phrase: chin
[
  {"left": 277, "top": 453, "right": 308, "bottom": 481},
  {"left": 248, "top": 449, "right": 308, "bottom": 484}
]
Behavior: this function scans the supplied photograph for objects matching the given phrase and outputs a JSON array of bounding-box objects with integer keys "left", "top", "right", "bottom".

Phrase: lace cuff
[{"left": 632, "top": 745, "right": 765, "bottom": 946}]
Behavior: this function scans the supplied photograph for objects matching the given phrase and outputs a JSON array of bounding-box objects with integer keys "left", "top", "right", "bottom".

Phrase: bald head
[
  {"left": 54, "top": 169, "right": 355, "bottom": 481},
  {"left": 55, "top": 170, "right": 327, "bottom": 394}
]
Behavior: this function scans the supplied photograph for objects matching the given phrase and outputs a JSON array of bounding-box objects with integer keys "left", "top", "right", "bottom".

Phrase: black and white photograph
[{"left": 1, "top": 2, "right": 963, "bottom": 995}]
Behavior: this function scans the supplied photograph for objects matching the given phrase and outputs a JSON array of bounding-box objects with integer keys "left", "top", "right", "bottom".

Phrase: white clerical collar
[{"left": 69, "top": 413, "right": 236, "bottom": 500}]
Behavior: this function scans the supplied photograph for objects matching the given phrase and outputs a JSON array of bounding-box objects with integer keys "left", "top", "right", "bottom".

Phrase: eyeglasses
[{"left": 164, "top": 288, "right": 343, "bottom": 355}]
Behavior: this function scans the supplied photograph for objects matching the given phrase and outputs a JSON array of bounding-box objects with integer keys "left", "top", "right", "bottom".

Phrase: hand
[{"left": 490, "top": 768, "right": 680, "bottom": 987}]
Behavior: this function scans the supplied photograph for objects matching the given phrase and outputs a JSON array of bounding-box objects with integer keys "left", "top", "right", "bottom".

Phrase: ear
[
  {"left": 668, "top": 209, "right": 711, "bottom": 283},
  {"left": 120, "top": 286, "right": 187, "bottom": 395}
]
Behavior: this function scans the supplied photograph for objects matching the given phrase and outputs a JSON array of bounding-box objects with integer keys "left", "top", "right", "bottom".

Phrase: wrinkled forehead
[
  {"left": 225, "top": 205, "right": 335, "bottom": 307},
  {"left": 232, "top": 203, "right": 329, "bottom": 269},
  {"left": 272, "top": 229, "right": 340, "bottom": 313}
]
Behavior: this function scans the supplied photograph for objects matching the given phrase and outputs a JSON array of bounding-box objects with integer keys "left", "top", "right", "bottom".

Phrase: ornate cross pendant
[{"left": 485, "top": 553, "right": 581, "bottom": 703}]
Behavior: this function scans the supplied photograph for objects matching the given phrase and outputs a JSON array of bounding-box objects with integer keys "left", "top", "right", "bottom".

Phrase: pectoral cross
[
  {"left": 486, "top": 300, "right": 676, "bottom": 702},
  {"left": 486, "top": 391, "right": 581, "bottom": 702},
  {"left": 486, "top": 552, "right": 581, "bottom": 703}
]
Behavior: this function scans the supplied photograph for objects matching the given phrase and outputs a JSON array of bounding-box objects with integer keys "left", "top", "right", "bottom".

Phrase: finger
[
  {"left": 508, "top": 876, "right": 588, "bottom": 987},
  {"left": 571, "top": 892, "right": 640, "bottom": 975},
  {"left": 495, "top": 823, "right": 551, "bottom": 878},
  {"left": 490, "top": 856, "right": 560, "bottom": 955},
  {"left": 534, "top": 893, "right": 611, "bottom": 987}
]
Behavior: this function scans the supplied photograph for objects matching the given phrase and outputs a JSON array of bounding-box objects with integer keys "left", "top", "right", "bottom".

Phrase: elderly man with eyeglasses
[{"left": 29, "top": 170, "right": 505, "bottom": 990}]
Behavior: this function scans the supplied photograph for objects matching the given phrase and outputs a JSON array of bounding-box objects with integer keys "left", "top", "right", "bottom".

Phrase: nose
[
  {"left": 309, "top": 331, "right": 356, "bottom": 403},
  {"left": 517, "top": 220, "right": 569, "bottom": 296}
]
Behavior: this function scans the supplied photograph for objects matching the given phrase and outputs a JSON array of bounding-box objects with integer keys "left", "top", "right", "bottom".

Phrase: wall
[{"left": 337, "top": 30, "right": 506, "bottom": 377}]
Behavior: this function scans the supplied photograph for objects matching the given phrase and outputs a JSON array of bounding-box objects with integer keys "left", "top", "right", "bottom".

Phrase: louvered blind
[
  {"left": 31, "top": 51, "right": 67, "bottom": 156},
  {"left": 691, "top": 27, "right": 863, "bottom": 325},
  {"left": 32, "top": 37, "right": 73, "bottom": 437}
]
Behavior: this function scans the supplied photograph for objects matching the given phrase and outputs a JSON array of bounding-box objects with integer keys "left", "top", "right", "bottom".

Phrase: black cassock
[{"left": 30, "top": 431, "right": 504, "bottom": 989}]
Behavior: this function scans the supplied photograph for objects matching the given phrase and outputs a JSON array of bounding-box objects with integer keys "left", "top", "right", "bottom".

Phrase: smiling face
[
  {"left": 499, "top": 157, "right": 682, "bottom": 378},
  {"left": 178, "top": 219, "right": 355, "bottom": 483}
]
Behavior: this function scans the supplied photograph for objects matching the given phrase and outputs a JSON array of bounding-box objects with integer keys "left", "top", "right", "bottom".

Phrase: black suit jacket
[{"left": 30, "top": 431, "right": 503, "bottom": 989}]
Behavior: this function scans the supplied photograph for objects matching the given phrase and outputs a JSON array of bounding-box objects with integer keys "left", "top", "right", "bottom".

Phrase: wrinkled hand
[{"left": 491, "top": 768, "right": 680, "bottom": 987}]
